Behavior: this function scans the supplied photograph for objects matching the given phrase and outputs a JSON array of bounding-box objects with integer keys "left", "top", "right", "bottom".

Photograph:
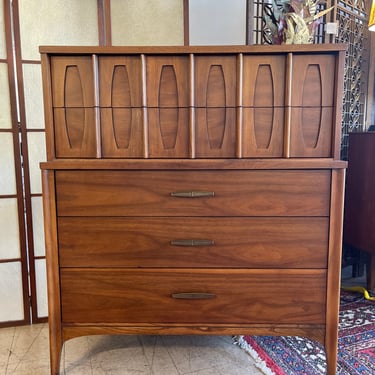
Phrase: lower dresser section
[
  {"left": 60, "top": 269, "right": 327, "bottom": 324},
  {"left": 41, "top": 164, "right": 346, "bottom": 375}
]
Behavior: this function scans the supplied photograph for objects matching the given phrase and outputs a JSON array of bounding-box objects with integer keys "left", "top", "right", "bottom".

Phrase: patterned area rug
[{"left": 236, "top": 291, "right": 375, "bottom": 375}]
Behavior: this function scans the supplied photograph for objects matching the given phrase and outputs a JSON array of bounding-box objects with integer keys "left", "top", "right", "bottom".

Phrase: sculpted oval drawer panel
[
  {"left": 60, "top": 269, "right": 327, "bottom": 324},
  {"left": 58, "top": 217, "right": 329, "bottom": 268},
  {"left": 55, "top": 170, "right": 331, "bottom": 217}
]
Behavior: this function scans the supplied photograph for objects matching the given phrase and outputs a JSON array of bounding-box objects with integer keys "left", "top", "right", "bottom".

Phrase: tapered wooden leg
[
  {"left": 326, "top": 345, "right": 338, "bottom": 375},
  {"left": 49, "top": 332, "right": 63, "bottom": 375},
  {"left": 325, "top": 169, "right": 343, "bottom": 375},
  {"left": 42, "top": 170, "right": 63, "bottom": 374}
]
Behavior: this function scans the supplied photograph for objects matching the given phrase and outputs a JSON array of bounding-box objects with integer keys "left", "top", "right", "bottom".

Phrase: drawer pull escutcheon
[
  {"left": 171, "top": 292, "right": 216, "bottom": 299},
  {"left": 171, "top": 239, "right": 214, "bottom": 246},
  {"left": 170, "top": 191, "right": 215, "bottom": 198}
]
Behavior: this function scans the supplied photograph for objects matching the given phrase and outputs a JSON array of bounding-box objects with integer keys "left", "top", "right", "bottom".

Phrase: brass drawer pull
[
  {"left": 171, "top": 292, "right": 216, "bottom": 299},
  {"left": 170, "top": 191, "right": 215, "bottom": 198},
  {"left": 170, "top": 239, "right": 214, "bottom": 247}
]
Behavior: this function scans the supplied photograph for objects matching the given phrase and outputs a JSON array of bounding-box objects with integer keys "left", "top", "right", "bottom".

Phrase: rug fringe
[{"left": 234, "top": 336, "right": 276, "bottom": 375}]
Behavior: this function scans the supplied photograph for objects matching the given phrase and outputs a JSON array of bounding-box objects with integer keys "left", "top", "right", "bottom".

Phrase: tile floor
[
  {"left": 0, "top": 327, "right": 260, "bottom": 374},
  {"left": 0, "top": 266, "right": 369, "bottom": 375}
]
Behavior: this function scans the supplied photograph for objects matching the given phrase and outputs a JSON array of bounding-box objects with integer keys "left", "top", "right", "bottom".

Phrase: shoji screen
[
  {"left": 111, "top": 0, "right": 184, "bottom": 45},
  {"left": 0, "top": 1, "right": 27, "bottom": 325},
  {"left": 189, "top": 0, "right": 246, "bottom": 45},
  {"left": 0, "top": 0, "right": 99, "bottom": 326},
  {"left": 17, "top": 0, "right": 99, "bottom": 322},
  {"left": 0, "top": 0, "right": 190, "bottom": 326}
]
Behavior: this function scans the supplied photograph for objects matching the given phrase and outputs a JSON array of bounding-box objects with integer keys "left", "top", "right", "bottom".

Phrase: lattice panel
[
  {"left": 247, "top": 1, "right": 266, "bottom": 44},
  {"left": 335, "top": 0, "right": 369, "bottom": 159},
  {"left": 250, "top": 1, "right": 328, "bottom": 44}
]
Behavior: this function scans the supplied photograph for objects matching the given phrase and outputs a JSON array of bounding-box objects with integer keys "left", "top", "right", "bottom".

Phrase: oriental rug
[{"left": 236, "top": 291, "right": 375, "bottom": 375}]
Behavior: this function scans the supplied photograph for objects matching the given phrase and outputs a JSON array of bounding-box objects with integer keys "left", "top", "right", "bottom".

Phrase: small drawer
[
  {"left": 289, "top": 107, "right": 333, "bottom": 158},
  {"left": 242, "top": 107, "right": 284, "bottom": 158},
  {"left": 98, "top": 55, "right": 143, "bottom": 107},
  {"left": 148, "top": 107, "right": 190, "bottom": 158},
  {"left": 60, "top": 269, "right": 327, "bottom": 324},
  {"left": 194, "top": 107, "right": 236, "bottom": 158},
  {"left": 58, "top": 217, "right": 329, "bottom": 268},
  {"left": 56, "top": 170, "right": 331, "bottom": 217},
  {"left": 51, "top": 56, "right": 95, "bottom": 108},
  {"left": 54, "top": 108, "right": 98, "bottom": 158},
  {"left": 100, "top": 107, "right": 144, "bottom": 158}
]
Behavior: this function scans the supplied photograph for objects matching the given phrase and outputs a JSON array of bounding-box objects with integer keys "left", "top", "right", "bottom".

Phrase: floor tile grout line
[
  {"left": 4, "top": 327, "right": 16, "bottom": 375},
  {"left": 161, "top": 336, "right": 183, "bottom": 375},
  {"left": 87, "top": 336, "right": 94, "bottom": 375},
  {"left": 8, "top": 325, "right": 44, "bottom": 374}
]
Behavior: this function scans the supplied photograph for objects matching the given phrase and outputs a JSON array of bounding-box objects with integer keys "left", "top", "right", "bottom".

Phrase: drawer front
[
  {"left": 58, "top": 217, "right": 329, "bottom": 268},
  {"left": 60, "top": 269, "right": 326, "bottom": 324},
  {"left": 56, "top": 170, "right": 331, "bottom": 217}
]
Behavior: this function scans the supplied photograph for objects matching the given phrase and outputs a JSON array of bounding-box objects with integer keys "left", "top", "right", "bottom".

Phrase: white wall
[{"left": 189, "top": 0, "right": 247, "bottom": 45}]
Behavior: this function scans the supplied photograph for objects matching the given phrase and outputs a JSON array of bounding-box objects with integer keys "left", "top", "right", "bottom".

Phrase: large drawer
[
  {"left": 56, "top": 170, "right": 331, "bottom": 216},
  {"left": 58, "top": 217, "right": 329, "bottom": 268},
  {"left": 60, "top": 269, "right": 326, "bottom": 324}
]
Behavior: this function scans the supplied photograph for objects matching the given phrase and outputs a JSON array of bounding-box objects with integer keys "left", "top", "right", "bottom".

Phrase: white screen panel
[
  {"left": 19, "top": 0, "right": 99, "bottom": 61},
  {"left": 0, "top": 198, "right": 20, "bottom": 259},
  {"left": 0, "top": 133, "right": 17, "bottom": 195},
  {"left": 0, "top": 1, "right": 6, "bottom": 59},
  {"left": 35, "top": 259, "right": 48, "bottom": 318},
  {"left": 0, "top": 262, "right": 24, "bottom": 321},
  {"left": 31, "top": 196, "right": 45, "bottom": 257},
  {"left": 23, "top": 64, "right": 44, "bottom": 129},
  {"left": 0, "top": 63, "right": 12, "bottom": 129},
  {"left": 27, "top": 132, "right": 46, "bottom": 194},
  {"left": 111, "top": 0, "right": 184, "bottom": 46},
  {"left": 189, "top": 0, "right": 246, "bottom": 45}
]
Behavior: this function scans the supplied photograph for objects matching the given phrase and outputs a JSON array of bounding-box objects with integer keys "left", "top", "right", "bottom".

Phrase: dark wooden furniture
[
  {"left": 40, "top": 44, "right": 346, "bottom": 375},
  {"left": 344, "top": 132, "right": 375, "bottom": 290}
]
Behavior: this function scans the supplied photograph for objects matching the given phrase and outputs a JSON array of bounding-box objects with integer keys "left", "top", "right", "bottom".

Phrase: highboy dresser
[{"left": 40, "top": 44, "right": 346, "bottom": 375}]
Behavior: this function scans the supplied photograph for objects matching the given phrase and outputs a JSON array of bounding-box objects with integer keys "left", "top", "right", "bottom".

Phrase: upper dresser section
[{"left": 40, "top": 45, "right": 346, "bottom": 160}]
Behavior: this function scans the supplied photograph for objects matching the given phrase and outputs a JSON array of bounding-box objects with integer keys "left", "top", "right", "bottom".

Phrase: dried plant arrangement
[{"left": 263, "top": 0, "right": 334, "bottom": 44}]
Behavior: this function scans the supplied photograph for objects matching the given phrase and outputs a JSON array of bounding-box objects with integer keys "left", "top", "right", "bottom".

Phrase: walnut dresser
[{"left": 40, "top": 44, "right": 347, "bottom": 375}]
